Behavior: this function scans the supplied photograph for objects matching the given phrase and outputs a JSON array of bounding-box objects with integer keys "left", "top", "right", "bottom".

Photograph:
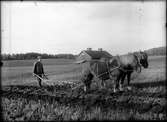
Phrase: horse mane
[{"left": 133, "top": 51, "right": 148, "bottom": 60}]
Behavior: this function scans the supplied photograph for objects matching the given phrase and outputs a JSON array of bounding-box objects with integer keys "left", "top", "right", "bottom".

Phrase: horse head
[{"left": 136, "top": 51, "right": 149, "bottom": 68}]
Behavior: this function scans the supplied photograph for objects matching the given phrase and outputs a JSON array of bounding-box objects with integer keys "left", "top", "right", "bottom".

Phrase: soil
[{"left": 1, "top": 82, "right": 166, "bottom": 115}]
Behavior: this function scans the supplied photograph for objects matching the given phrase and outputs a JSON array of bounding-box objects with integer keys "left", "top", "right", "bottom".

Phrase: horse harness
[
  {"left": 89, "top": 61, "right": 120, "bottom": 80},
  {"left": 90, "top": 54, "right": 142, "bottom": 80}
]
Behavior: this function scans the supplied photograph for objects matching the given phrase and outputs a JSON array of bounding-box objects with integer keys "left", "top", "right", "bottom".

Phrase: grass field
[
  {"left": 1, "top": 58, "right": 82, "bottom": 86},
  {"left": 1, "top": 55, "right": 165, "bottom": 86},
  {"left": 1, "top": 55, "right": 166, "bottom": 120}
]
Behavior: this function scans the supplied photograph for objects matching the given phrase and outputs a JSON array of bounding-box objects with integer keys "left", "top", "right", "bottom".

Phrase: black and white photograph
[{"left": 1, "top": 0, "right": 166, "bottom": 121}]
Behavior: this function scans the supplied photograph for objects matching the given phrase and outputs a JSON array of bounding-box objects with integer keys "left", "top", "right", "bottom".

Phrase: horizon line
[{"left": 1, "top": 46, "right": 165, "bottom": 55}]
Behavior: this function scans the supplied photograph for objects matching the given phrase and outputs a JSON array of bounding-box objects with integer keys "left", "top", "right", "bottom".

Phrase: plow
[{"left": 32, "top": 73, "right": 84, "bottom": 96}]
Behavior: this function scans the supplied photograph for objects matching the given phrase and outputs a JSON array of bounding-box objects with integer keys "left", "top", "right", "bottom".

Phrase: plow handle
[
  {"left": 33, "top": 73, "right": 44, "bottom": 80},
  {"left": 33, "top": 73, "right": 49, "bottom": 80}
]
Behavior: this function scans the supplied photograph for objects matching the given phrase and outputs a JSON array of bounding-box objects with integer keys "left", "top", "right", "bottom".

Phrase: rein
[
  {"left": 89, "top": 53, "right": 143, "bottom": 80},
  {"left": 91, "top": 62, "right": 120, "bottom": 79}
]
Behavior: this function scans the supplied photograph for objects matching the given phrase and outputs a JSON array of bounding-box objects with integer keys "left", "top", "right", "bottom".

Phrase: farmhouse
[{"left": 76, "top": 48, "right": 112, "bottom": 63}]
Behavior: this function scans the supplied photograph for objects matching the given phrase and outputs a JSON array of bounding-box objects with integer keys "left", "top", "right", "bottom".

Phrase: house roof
[
  {"left": 83, "top": 50, "right": 112, "bottom": 59},
  {"left": 75, "top": 49, "right": 112, "bottom": 64}
]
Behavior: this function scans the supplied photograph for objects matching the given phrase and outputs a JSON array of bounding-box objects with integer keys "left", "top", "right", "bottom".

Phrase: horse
[
  {"left": 112, "top": 51, "right": 149, "bottom": 92},
  {"left": 80, "top": 51, "right": 148, "bottom": 92},
  {"left": 80, "top": 58, "right": 123, "bottom": 92}
]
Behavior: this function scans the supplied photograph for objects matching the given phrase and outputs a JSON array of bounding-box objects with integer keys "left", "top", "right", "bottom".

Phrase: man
[{"left": 33, "top": 56, "right": 45, "bottom": 87}]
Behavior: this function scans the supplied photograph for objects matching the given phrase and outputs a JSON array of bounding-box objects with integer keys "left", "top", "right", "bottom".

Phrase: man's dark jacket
[{"left": 33, "top": 61, "right": 44, "bottom": 75}]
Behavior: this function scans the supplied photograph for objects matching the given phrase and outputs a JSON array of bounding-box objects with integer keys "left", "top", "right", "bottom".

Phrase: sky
[{"left": 1, "top": 1, "right": 166, "bottom": 55}]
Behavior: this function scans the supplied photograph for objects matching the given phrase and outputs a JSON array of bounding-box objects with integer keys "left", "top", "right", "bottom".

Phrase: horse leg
[
  {"left": 87, "top": 81, "right": 91, "bottom": 91},
  {"left": 127, "top": 72, "right": 132, "bottom": 90},
  {"left": 87, "top": 73, "right": 94, "bottom": 92},
  {"left": 83, "top": 79, "right": 88, "bottom": 92},
  {"left": 82, "top": 71, "right": 93, "bottom": 92},
  {"left": 103, "top": 80, "right": 106, "bottom": 88},
  {"left": 113, "top": 75, "right": 121, "bottom": 93},
  {"left": 101, "top": 80, "right": 106, "bottom": 89},
  {"left": 84, "top": 79, "right": 92, "bottom": 92},
  {"left": 119, "top": 73, "right": 126, "bottom": 91},
  {"left": 113, "top": 80, "right": 117, "bottom": 93},
  {"left": 84, "top": 85, "right": 87, "bottom": 92}
]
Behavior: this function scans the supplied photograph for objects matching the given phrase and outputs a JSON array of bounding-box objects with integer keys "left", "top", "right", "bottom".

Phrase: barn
[{"left": 75, "top": 48, "right": 112, "bottom": 64}]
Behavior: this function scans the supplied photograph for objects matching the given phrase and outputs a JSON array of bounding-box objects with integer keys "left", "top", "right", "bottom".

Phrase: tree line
[
  {"left": 144, "top": 46, "right": 166, "bottom": 56},
  {"left": 1, "top": 52, "right": 76, "bottom": 60},
  {"left": 1, "top": 46, "right": 165, "bottom": 60}
]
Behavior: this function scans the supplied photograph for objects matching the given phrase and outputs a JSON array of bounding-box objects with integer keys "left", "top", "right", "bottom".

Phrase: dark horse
[
  {"left": 112, "top": 51, "right": 149, "bottom": 92},
  {"left": 80, "top": 58, "right": 123, "bottom": 92}
]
